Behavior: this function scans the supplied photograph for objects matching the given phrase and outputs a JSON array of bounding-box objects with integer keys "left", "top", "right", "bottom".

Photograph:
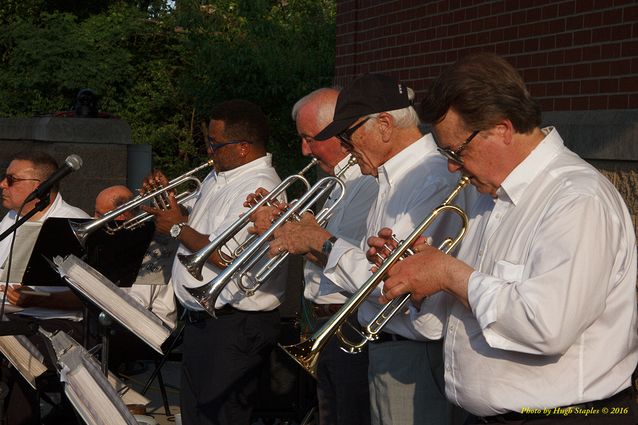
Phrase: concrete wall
[{"left": 0, "top": 117, "right": 151, "bottom": 216}]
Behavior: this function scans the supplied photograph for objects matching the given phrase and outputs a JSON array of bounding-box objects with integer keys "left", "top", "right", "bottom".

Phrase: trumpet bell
[{"left": 278, "top": 339, "right": 320, "bottom": 379}]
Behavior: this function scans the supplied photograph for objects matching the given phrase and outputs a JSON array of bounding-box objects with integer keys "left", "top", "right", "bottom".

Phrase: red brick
[
  {"left": 599, "top": 78, "right": 619, "bottom": 92},
  {"left": 618, "top": 76, "right": 638, "bottom": 91},
  {"left": 582, "top": 45, "right": 601, "bottom": 60},
  {"left": 610, "top": 59, "right": 632, "bottom": 75},
  {"left": 555, "top": 97, "right": 571, "bottom": 110},
  {"left": 602, "top": 9, "right": 623, "bottom": 25},
  {"left": 546, "top": 81, "right": 563, "bottom": 96},
  {"left": 528, "top": 82, "right": 546, "bottom": 96},
  {"left": 524, "top": 38, "right": 540, "bottom": 52},
  {"left": 509, "top": 40, "right": 525, "bottom": 54},
  {"left": 549, "top": 18, "right": 566, "bottom": 33},
  {"left": 547, "top": 50, "right": 563, "bottom": 65},
  {"left": 526, "top": 6, "right": 542, "bottom": 22},
  {"left": 540, "top": 35, "right": 556, "bottom": 50},
  {"left": 564, "top": 80, "right": 580, "bottom": 95},
  {"left": 541, "top": 4, "right": 559, "bottom": 19},
  {"left": 564, "top": 47, "right": 582, "bottom": 62},
  {"left": 519, "top": 23, "right": 539, "bottom": 38},
  {"left": 530, "top": 52, "right": 548, "bottom": 67},
  {"left": 574, "top": 0, "right": 595, "bottom": 13},
  {"left": 629, "top": 94, "right": 638, "bottom": 108},
  {"left": 523, "top": 68, "right": 540, "bottom": 82},
  {"left": 589, "top": 95, "right": 608, "bottom": 109},
  {"left": 512, "top": 10, "right": 526, "bottom": 25},
  {"left": 572, "top": 96, "right": 589, "bottom": 110},
  {"left": 583, "top": 11, "right": 603, "bottom": 27},
  {"left": 624, "top": 5, "right": 638, "bottom": 21},
  {"left": 555, "top": 65, "right": 573, "bottom": 79},
  {"left": 574, "top": 30, "right": 592, "bottom": 45},
  {"left": 556, "top": 33, "right": 574, "bottom": 48},
  {"left": 539, "top": 98, "right": 554, "bottom": 111},
  {"left": 539, "top": 66, "right": 555, "bottom": 80},
  {"left": 573, "top": 63, "right": 591, "bottom": 78},
  {"left": 608, "top": 94, "right": 629, "bottom": 108},
  {"left": 566, "top": 15, "right": 584, "bottom": 30},
  {"left": 498, "top": 13, "right": 512, "bottom": 26},
  {"left": 611, "top": 24, "right": 633, "bottom": 41},
  {"left": 591, "top": 61, "right": 611, "bottom": 77},
  {"left": 558, "top": 1, "right": 577, "bottom": 16}
]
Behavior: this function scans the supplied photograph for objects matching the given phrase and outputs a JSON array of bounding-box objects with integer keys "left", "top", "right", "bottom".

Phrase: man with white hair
[{"left": 267, "top": 74, "right": 473, "bottom": 425}]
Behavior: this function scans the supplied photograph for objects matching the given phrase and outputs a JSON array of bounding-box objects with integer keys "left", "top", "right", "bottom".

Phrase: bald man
[{"left": 94, "top": 185, "right": 134, "bottom": 220}]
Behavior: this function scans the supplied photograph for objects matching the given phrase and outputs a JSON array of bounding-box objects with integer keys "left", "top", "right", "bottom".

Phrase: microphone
[{"left": 24, "top": 154, "right": 83, "bottom": 203}]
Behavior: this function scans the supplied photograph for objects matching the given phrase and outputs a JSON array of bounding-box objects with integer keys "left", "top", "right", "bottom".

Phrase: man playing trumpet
[
  {"left": 142, "top": 99, "right": 287, "bottom": 425},
  {"left": 375, "top": 52, "right": 638, "bottom": 424},
  {"left": 262, "top": 74, "right": 473, "bottom": 425},
  {"left": 247, "top": 87, "right": 378, "bottom": 425}
]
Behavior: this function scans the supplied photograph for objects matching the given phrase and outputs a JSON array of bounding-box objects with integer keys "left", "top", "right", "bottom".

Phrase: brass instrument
[
  {"left": 70, "top": 160, "right": 214, "bottom": 247},
  {"left": 279, "top": 177, "right": 470, "bottom": 378},
  {"left": 177, "top": 158, "right": 319, "bottom": 280},
  {"left": 185, "top": 156, "right": 357, "bottom": 317}
]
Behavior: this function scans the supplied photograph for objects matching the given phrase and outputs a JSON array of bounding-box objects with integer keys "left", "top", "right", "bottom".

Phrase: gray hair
[{"left": 291, "top": 87, "right": 341, "bottom": 123}]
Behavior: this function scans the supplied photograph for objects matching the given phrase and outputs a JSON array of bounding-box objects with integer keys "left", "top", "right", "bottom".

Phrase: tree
[{"left": 0, "top": 0, "right": 336, "bottom": 180}]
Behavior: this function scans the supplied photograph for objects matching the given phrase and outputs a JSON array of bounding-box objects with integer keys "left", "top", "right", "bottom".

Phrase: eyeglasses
[
  {"left": 437, "top": 130, "right": 479, "bottom": 165},
  {"left": 336, "top": 117, "right": 371, "bottom": 147},
  {"left": 2, "top": 174, "right": 41, "bottom": 187},
  {"left": 207, "top": 136, "right": 252, "bottom": 153}
]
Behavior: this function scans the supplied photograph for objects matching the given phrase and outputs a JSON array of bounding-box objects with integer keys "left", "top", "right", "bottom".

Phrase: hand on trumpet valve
[
  {"left": 377, "top": 242, "right": 465, "bottom": 306},
  {"left": 140, "top": 191, "right": 188, "bottom": 235},
  {"left": 246, "top": 203, "right": 287, "bottom": 235},
  {"left": 243, "top": 187, "right": 270, "bottom": 208}
]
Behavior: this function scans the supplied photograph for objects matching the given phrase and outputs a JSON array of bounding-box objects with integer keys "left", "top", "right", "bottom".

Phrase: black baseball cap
[{"left": 314, "top": 73, "right": 411, "bottom": 141}]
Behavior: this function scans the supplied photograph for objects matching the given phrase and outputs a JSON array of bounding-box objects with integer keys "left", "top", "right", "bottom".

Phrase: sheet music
[
  {"left": 0, "top": 316, "right": 47, "bottom": 389},
  {"left": 49, "top": 330, "right": 138, "bottom": 425},
  {"left": 54, "top": 255, "right": 172, "bottom": 353}
]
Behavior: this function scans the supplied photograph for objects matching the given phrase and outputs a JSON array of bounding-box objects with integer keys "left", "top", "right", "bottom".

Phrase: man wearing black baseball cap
[{"left": 268, "top": 73, "right": 474, "bottom": 425}]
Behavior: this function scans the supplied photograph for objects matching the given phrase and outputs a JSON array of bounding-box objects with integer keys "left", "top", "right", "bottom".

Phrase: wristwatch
[
  {"left": 170, "top": 222, "right": 188, "bottom": 238},
  {"left": 321, "top": 236, "right": 338, "bottom": 257}
]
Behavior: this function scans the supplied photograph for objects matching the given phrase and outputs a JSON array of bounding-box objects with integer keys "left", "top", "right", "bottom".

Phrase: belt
[
  {"left": 371, "top": 332, "right": 410, "bottom": 343},
  {"left": 312, "top": 303, "right": 343, "bottom": 318},
  {"left": 477, "top": 387, "right": 634, "bottom": 423},
  {"left": 186, "top": 306, "right": 232, "bottom": 322}
]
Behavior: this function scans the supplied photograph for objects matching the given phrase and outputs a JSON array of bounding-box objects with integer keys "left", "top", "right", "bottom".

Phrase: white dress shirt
[
  {"left": 303, "top": 155, "right": 378, "bottom": 304},
  {"left": 172, "top": 154, "right": 287, "bottom": 312},
  {"left": 445, "top": 127, "right": 638, "bottom": 415},
  {"left": 323, "top": 134, "right": 477, "bottom": 340}
]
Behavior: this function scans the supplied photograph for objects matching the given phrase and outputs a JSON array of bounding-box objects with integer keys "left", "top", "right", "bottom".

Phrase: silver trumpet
[
  {"left": 279, "top": 176, "right": 470, "bottom": 378},
  {"left": 70, "top": 160, "right": 215, "bottom": 247},
  {"left": 177, "top": 158, "right": 319, "bottom": 280},
  {"left": 185, "top": 156, "right": 357, "bottom": 317}
]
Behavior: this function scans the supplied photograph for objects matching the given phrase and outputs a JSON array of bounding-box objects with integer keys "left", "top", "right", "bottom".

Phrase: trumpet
[
  {"left": 279, "top": 176, "right": 470, "bottom": 378},
  {"left": 70, "top": 160, "right": 215, "bottom": 247},
  {"left": 185, "top": 156, "right": 357, "bottom": 317},
  {"left": 177, "top": 158, "right": 319, "bottom": 280}
]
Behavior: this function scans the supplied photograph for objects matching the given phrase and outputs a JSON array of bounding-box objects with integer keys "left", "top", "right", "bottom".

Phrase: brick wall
[
  {"left": 334, "top": 0, "right": 638, "bottom": 233},
  {"left": 335, "top": 0, "right": 638, "bottom": 111}
]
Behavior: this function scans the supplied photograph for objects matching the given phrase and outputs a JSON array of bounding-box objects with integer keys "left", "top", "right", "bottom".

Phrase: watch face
[{"left": 170, "top": 224, "right": 181, "bottom": 237}]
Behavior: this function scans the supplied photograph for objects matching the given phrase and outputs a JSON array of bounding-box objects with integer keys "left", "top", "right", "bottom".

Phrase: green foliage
[{"left": 0, "top": 0, "right": 335, "bottom": 180}]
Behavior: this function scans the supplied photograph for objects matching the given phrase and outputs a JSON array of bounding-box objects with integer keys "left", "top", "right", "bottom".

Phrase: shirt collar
[
  {"left": 497, "top": 127, "right": 564, "bottom": 205},
  {"left": 377, "top": 133, "right": 437, "bottom": 188},
  {"left": 215, "top": 153, "right": 273, "bottom": 184}
]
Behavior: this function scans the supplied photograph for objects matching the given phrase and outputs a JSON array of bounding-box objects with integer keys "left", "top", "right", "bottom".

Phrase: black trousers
[
  {"left": 315, "top": 314, "right": 371, "bottom": 425},
  {"left": 180, "top": 309, "right": 280, "bottom": 425}
]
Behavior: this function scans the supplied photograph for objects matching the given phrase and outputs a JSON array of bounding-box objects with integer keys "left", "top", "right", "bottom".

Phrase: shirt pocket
[{"left": 492, "top": 259, "right": 525, "bottom": 283}]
